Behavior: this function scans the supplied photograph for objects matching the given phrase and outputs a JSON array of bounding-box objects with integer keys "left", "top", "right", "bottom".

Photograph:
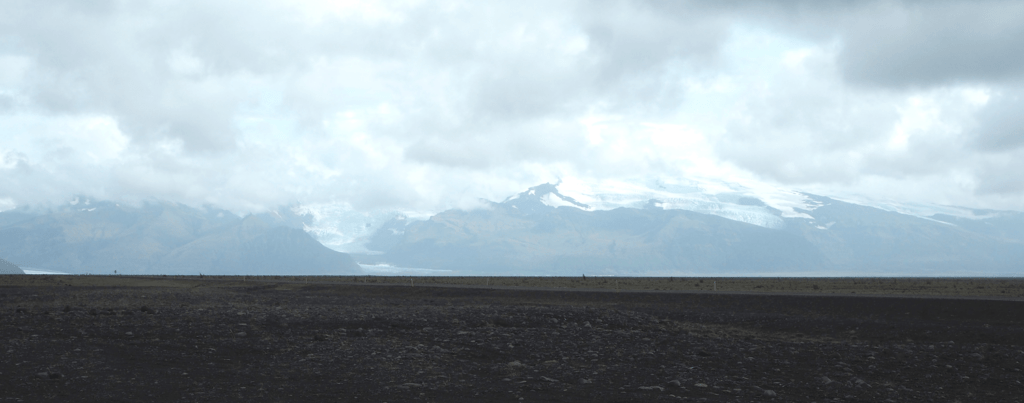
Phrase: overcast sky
[{"left": 2, "top": 0, "right": 1023, "bottom": 213}]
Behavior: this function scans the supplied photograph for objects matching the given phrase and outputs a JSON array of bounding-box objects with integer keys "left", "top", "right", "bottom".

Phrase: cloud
[
  {"left": 1, "top": 0, "right": 1023, "bottom": 213},
  {"left": 972, "top": 89, "right": 1024, "bottom": 151},
  {"left": 833, "top": 1, "right": 1024, "bottom": 88},
  {"left": 670, "top": 1, "right": 1024, "bottom": 88},
  {"left": 695, "top": 1, "right": 1024, "bottom": 209}
]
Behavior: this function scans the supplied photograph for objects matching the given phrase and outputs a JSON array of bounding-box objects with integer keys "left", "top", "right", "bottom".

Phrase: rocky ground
[{"left": 1, "top": 276, "right": 1023, "bottom": 402}]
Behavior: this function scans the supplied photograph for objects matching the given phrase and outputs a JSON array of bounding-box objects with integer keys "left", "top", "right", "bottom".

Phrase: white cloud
[{"left": 0, "top": 0, "right": 1023, "bottom": 214}]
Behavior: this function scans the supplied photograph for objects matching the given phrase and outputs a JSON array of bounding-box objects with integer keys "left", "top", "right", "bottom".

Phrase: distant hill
[
  {"left": 0, "top": 200, "right": 362, "bottom": 275},
  {"left": 0, "top": 257, "right": 23, "bottom": 274},
  {"left": 357, "top": 184, "right": 1024, "bottom": 276}
]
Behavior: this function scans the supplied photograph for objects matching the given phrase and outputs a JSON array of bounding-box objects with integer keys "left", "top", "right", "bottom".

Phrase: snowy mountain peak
[
  {"left": 517, "top": 178, "right": 808, "bottom": 229},
  {"left": 494, "top": 180, "right": 813, "bottom": 230},
  {"left": 503, "top": 183, "right": 591, "bottom": 212}
]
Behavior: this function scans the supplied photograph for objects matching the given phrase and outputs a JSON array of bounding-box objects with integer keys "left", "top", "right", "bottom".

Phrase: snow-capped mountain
[
  {"left": 1, "top": 176, "right": 1020, "bottom": 276},
  {"left": 299, "top": 176, "right": 1013, "bottom": 256},
  {"left": 294, "top": 177, "right": 820, "bottom": 254},
  {"left": 503, "top": 177, "right": 1017, "bottom": 232},
  {"left": 505, "top": 177, "right": 810, "bottom": 228},
  {"left": 330, "top": 178, "right": 1024, "bottom": 276}
]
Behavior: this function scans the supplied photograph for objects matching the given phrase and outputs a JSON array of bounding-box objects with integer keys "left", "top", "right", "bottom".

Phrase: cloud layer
[{"left": 1, "top": 0, "right": 1023, "bottom": 213}]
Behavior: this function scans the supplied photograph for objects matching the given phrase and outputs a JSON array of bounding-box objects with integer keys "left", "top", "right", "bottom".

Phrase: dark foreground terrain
[{"left": 1, "top": 276, "right": 1023, "bottom": 402}]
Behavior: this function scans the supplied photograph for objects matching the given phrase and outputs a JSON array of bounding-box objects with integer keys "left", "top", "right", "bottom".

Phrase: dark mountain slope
[{"left": 158, "top": 215, "right": 359, "bottom": 275}]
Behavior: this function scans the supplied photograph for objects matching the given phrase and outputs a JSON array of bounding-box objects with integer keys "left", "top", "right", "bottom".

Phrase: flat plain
[{"left": 2, "top": 275, "right": 1023, "bottom": 402}]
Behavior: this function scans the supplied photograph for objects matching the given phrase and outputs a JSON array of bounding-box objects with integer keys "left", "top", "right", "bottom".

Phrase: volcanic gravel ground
[{"left": 1, "top": 279, "right": 1023, "bottom": 402}]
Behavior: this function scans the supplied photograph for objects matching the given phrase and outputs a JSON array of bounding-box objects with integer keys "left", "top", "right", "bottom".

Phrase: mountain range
[
  {"left": 2, "top": 178, "right": 1023, "bottom": 276},
  {"left": 0, "top": 200, "right": 361, "bottom": 275},
  {"left": 352, "top": 182, "right": 1024, "bottom": 276}
]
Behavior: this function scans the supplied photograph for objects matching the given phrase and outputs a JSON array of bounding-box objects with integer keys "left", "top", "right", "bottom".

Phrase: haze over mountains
[{"left": 1, "top": 178, "right": 1023, "bottom": 276}]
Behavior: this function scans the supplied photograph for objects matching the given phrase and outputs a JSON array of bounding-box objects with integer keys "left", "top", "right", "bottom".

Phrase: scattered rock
[
  {"left": 540, "top": 376, "right": 559, "bottom": 383},
  {"left": 236, "top": 332, "right": 247, "bottom": 337},
  {"left": 668, "top": 379, "right": 682, "bottom": 387},
  {"left": 694, "top": 383, "right": 708, "bottom": 388},
  {"left": 639, "top": 385, "right": 665, "bottom": 391},
  {"left": 763, "top": 389, "right": 777, "bottom": 397}
]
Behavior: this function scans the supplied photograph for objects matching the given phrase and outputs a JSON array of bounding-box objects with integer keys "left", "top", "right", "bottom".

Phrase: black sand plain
[{"left": 2, "top": 275, "right": 1023, "bottom": 402}]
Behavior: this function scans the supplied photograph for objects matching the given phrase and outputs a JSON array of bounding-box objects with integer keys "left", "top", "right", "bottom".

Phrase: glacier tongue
[{"left": 291, "top": 203, "right": 430, "bottom": 254}]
